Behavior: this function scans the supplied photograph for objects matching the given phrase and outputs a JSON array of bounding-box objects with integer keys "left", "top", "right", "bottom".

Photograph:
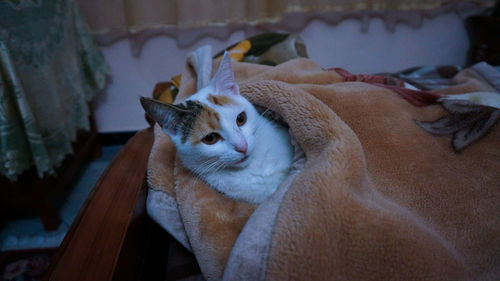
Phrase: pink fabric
[{"left": 330, "top": 67, "right": 442, "bottom": 106}]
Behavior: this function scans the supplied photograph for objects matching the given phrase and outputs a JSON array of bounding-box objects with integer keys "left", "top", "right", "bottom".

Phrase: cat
[{"left": 140, "top": 52, "right": 293, "bottom": 204}]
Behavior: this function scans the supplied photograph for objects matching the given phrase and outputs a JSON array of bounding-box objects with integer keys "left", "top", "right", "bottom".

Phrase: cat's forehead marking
[
  {"left": 175, "top": 100, "right": 203, "bottom": 143},
  {"left": 201, "top": 105, "right": 220, "bottom": 130},
  {"left": 207, "top": 94, "right": 236, "bottom": 106},
  {"left": 189, "top": 105, "right": 221, "bottom": 144}
]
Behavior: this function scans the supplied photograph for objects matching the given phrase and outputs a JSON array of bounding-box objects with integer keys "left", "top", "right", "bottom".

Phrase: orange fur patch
[
  {"left": 190, "top": 105, "right": 221, "bottom": 144},
  {"left": 207, "top": 94, "right": 236, "bottom": 106}
]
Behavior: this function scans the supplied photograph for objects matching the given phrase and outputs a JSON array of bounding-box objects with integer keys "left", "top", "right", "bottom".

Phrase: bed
[{"left": 44, "top": 32, "right": 500, "bottom": 280}]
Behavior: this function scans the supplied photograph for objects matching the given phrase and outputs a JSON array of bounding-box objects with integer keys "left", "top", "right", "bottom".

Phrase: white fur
[{"left": 168, "top": 54, "right": 294, "bottom": 204}]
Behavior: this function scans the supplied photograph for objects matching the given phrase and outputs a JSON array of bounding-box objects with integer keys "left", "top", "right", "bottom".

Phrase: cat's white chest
[{"left": 203, "top": 119, "right": 293, "bottom": 204}]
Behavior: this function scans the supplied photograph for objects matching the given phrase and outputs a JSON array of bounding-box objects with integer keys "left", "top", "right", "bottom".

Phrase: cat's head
[{"left": 141, "top": 52, "right": 259, "bottom": 174}]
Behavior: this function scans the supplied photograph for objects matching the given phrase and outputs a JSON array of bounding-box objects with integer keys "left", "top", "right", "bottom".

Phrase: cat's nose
[{"left": 235, "top": 142, "right": 247, "bottom": 154}]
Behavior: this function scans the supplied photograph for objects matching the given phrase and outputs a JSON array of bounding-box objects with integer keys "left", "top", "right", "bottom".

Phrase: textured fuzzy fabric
[{"left": 146, "top": 58, "right": 500, "bottom": 281}]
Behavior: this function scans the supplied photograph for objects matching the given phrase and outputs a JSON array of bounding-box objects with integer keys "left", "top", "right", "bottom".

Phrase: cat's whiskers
[
  {"left": 191, "top": 157, "right": 218, "bottom": 175},
  {"left": 194, "top": 162, "right": 217, "bottom": 175},
  {"left": 253, "top": 106, "right": 272, "bottom": 134},
  {"left": 253, "top": 94, "right": 280, "bottom": 131},
  {"left": 211, "top": 161, "right": 227, "bottom": 173}
]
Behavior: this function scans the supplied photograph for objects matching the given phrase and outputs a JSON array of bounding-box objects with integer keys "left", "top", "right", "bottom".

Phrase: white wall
[{"left": 93, "top": 12, "right": 469, "bottom": 133}]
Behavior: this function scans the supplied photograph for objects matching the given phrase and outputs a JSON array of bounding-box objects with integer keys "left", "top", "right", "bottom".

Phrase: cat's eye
[
  {"left": 202, "top": 133, "right": 220, "bottom": 145},
  {"left": 236, "top": 112, "right": 247, "bottom": 126}
]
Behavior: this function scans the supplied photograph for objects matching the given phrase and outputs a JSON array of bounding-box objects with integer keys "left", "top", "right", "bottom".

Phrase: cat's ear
[
  {"left": 140, "top": 97, "right": 188, "bottom": 136},
  {"left": 211, "top": 51, "right": 240, "bottom": 96}
]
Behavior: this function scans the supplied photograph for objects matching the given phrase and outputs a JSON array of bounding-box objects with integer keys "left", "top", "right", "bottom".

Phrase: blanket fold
[{"left": 146, "top": 57, "right": 500, "bottom": 281}]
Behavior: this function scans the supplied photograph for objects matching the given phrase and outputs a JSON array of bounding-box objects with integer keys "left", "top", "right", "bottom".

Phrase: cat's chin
[
  {"left": 229, "top": 155, "right": 250, "bottom": 169},
  {"left": 238, "top": 155, "right": 249, "bottom": 164}
]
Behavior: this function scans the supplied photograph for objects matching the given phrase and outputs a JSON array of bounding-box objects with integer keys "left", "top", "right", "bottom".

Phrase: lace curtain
[
  {"left": 77, "top": 0, "right": 495, "bottom": 55},
  {"left": 0, "top": 0, "right": 109, "bottom": 181}
]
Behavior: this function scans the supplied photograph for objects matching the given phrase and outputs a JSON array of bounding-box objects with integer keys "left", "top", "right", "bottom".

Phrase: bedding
[{"left": 146, "top": 54, "right": 500, "bottom": 280}]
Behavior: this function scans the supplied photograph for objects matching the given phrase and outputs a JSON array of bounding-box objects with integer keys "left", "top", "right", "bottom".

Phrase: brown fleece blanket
[{"left": 146, "top": 58, "right": 500, "bottom": 281}]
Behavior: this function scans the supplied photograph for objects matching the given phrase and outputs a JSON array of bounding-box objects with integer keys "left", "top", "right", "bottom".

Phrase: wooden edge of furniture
[
  {"left": 43, "top": 128, "right": 172, "bottom": 281},
  {"left": 44, "top": 94, "right": 201, "bottom": 280}
]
